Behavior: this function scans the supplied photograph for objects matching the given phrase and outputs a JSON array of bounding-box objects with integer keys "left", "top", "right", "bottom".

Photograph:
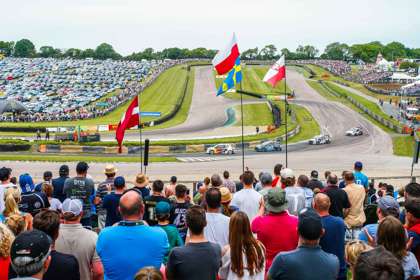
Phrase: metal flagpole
[
  {"left": 284, "top": 55, "right": 288, "bottom": 168},
  {"left": 138, "top": 93, "right": 143, "bottom": 173},
  {"left": 240, "top": 81, "right": 245, "bottom": 174}
]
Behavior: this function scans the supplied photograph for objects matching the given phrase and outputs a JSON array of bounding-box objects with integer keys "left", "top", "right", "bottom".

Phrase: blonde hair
[
  {"left": 42, "top": 182, "right": 54, "bottom": 198},
  {"left": 134, "top": 267, "right": 163, "bottom": 280},
  {"left": 5, "top": 214, "right": 27, "bottom": 236},
  {"left": 345, "top": 240, "right": 372, "bottom": 267},
  {"left": 4, "top": 187, "right": 21, "bottom": 217},
  {"left": 0, "top": 223, "right": 14, "bottom": 258}
]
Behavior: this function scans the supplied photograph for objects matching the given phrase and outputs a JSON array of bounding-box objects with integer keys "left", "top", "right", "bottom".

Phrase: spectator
[
  {"left": 41, "top": 183, "right": 62, "bottom": 212},
  {"left": 359, "top": 195, "right": 400, "bottom": 243},
  {"left": 271, "top": 164, "right": 282, "bottom": 187},
  {"left": 169, "top": 184, "right": 190, "bottom": 241},
  {"left": 202, "top": 187, "right": 230, "bottom": 248},
  {"left": 4, "top": 214, "right": 27, "bottom": 236},
  {"left": 2, "top": 188, "right": 33, "bottom": 230},
  {"left": 96, "top": 164, "right": 117, "bottom": 230},
  {"left": 52, "top": 165, "right": 69, "bottom": 202},
  {"left": 193, "top": 177, "right": 210, "bottom": 205},
  {"left": 354, "top": 246, "right": 404, "bottom": 280},
  {"left": 135, "top": 267, "right": 163, "bottom": 280},
  {"left": 323, "top": 174, "right": 350, "bottom": 218},
  {"left": 102, "top": 176, "right": 126, "bottom": 227},
  {"left": 353, "top": 161, "right": 368, "bottom": 189},
  {"left": 252, "top": 188, "right": 298, "bottom": 272},
  {"left": 31, "top": 209, "right": 80, "bottom": 280},
  {"left": 211, "top": 174, "right": 223, "bottom": 188},
  {"left": 219, "top": 211, "right": 265, "bottom": 280},
  {"left": 166, "top": 205, "right": 221, "bottom": 280},
  {"left": 143, "top": 180, "right": 170, "bottom": 226},
  {"left": 134, "top": 173, "right": 150, "bottom": 199},
  {"left": 403, "top": 198, "right": 420, "bottom": 265},
  {"left": 19, "top": 175, "right": 50, "bottom": 217},
  {"left": 9, "top": 230, "right": 52, "bottom": 280},
  {"left": 56, "top": 198, "right": 103, "bottom": 280},
  {"left": 18, "top": 173, "right": 35, "bottom": 194},
  {"left": 343, "top": 171, "right": 366, "bottom": 239},
  {"left": 97, "top": 189, "right": 169, "bottom": 280},
  {"left": 223, "top": 170, "right": 236, "bottom": 193},
  {"left": 257, "top": 172, "right": 273, "bottom": 196},
  {"left": 375, "top": 216, "right": 420, "bottom": 279},
  {"left": 323, "top": 171, "right": 331, "bottom": 188},
  {"left": 231, "top": 171, "right": 262, "bottom": 221},
  {"left": 34, "top": 171, "right": 53, "bottom": 192},
  {"left": 345, "top": 240, "right": 372, "bottom": 279},
  {"left": 268, "top": 208, "right": 339, "bottom": 280},
  {"left": 220, "top": 187, "right": 237, "bottom": 217},
  {"left": 165, "top": 176, "right": 178, "bottom": 199},
  {"left": 156, "top": 201, "right": 183, "bottom": 264},
  {"left": 314, "top": 193, "right": 347, "bottom": 280},
  {"left": 63, "top": 162, "right": 95, "bottom": 228},
  {"left": 0, "top": 223, "right": 14, "bottom": 280},
  {"left": 298, "top": 175, "right": 314, "bottom": 208},
  {"left": 404, "top": 182, "right": 420, "bottom": 200},
  {"left": 0, "top": 167, "right": 16, "bottom": 192},
  {"left": 283, "top": 169, "right": 306, "bottom": 216},
  {"left": 307, "top": 170, "right": 323, "bottom": 191}
]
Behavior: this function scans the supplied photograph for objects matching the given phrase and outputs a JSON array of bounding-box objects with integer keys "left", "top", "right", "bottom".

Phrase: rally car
[
  {"left": 255, "top": 140, "right": 282, "bottom": 152},
  {"left": 206, "top": 144, "right": 235, "bottom": 155},
  {"left": 345, "top": 127, "right": 363, "bottom": 136},
  {"left": 308, "top": 134, "right": 331, "bottom": 145}
]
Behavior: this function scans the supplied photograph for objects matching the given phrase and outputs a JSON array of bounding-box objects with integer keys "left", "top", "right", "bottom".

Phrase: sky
[{"left": 1, "top": 0, "right": 420, "bottom": 55}]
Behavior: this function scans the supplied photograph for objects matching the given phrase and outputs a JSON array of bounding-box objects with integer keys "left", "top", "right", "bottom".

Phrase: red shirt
[
  {"left": 251, "top": 212, "right": 298, "bottom": 271},
  {"left": 0, "top": 257, "right": 10, "bottom": 280}
]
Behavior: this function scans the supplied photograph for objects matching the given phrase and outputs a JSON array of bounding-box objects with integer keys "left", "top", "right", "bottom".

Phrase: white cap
[
  {"left": 62, "top": 198, "right": 83, "bottom": 216},
  {"left": 280, "top": 168, "right": 295, "bottom": 179}
]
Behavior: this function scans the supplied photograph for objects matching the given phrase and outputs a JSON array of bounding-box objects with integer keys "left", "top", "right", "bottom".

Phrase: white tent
[
  {"left": 402, "top": 80, "right": 420, "bottom": 89},
  {"left": 390, "top": 72, "right": 416, "bottom": 82}
]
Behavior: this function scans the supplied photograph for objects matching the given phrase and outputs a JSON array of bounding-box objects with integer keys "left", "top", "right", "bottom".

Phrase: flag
[
  {"left": 263, "top": 55, "right": 286, "bottom": 87},
  {"left": 217, "top": 57, "right": 242, "bottom": 96},
  {"left": 116, "top": 96, "right": 139, "bottom": 152},
  {"left": 212, "top": 33, "right": 240, "bottom": 75}
]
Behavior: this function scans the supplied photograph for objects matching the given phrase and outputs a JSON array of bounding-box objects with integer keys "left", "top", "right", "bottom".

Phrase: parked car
[
  {"left": 255, "top": 140, "right": 282, "bottom": 152},
  {"left": 308, "top": 134, "right": 331, "bottom": 145},
  {"left": 206, "top": 144, "right": 235, "bottom": 155},
  {"left": 345, "top": 127, "right": 363, "bottom": 136}
]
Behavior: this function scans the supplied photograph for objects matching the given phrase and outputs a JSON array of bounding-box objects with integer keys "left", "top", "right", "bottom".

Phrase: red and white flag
[
  {"left": 212, "top": 33, "right": 240, "bottom": 75},
  {"left": 263, "top": 55, "right": 286, "bottom": 87},
  {"left": 116, "top": 96, "right": 139, "bottom": 152}
]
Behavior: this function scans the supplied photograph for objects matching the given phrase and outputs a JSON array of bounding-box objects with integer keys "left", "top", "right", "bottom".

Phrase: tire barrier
[{"left": 0, "top": 144, "right": 31, "bottom": 152}]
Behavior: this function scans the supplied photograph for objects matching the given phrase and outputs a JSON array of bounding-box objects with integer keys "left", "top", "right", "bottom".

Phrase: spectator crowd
[{"left": 0, "top": 160, "right": 419, "bottom": 280}]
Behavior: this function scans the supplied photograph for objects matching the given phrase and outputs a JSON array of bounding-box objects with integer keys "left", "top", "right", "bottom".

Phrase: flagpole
[
  {"left": 284, "top": 55, "right": 288, "bottom": 168},
  {"left": 240, "top": 81, "right": 245, "bottom": 174},
  {"left": 138, "top": 94, "right": 143, "bottom": 173}
]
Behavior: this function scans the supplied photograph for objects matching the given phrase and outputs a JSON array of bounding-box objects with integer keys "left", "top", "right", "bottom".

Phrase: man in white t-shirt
[
  {"left": 231, "top": 171, "right": 262, "bottom": 221},
  {"left": 203, "top": 187, "right": 230, "bottom": 248},
  {"left": 0, "top": 167, "right": 16, "bottom": 213}
]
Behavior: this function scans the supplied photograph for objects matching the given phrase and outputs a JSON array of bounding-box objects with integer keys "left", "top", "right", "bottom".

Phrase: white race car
[
  {"left": 345, "top": 127, "right": 363, "bottom": 136},
  {"left": 308, "top": 134, "right": 331, "bottom": 145}
]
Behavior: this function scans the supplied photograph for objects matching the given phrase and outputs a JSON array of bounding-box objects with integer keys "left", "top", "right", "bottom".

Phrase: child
[
  {"left": 42, "top": 183, "right": 62, "bottom": 212},
  {"left": 170, "top": 184, "right": 191, "bottom": 241},
  {"left": 155, "top": 201, "right": 183, "bottom": 264}
]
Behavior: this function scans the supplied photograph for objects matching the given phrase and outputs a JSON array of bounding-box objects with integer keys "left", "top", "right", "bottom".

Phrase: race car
[
  {"left": 255, "top": 140, "right": 282, "bottom": 152},
  {"left": 308, "top": 134, "right": 331, "bottom": 145},
  {"left": 206, "top": 144, "right": 235, "bottom": 155},
  {"left": 345, "top": 127, "right": 363, "bottom": 136}
]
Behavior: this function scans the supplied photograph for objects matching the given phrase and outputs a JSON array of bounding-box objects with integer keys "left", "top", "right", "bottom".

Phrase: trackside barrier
[{"left": 319, "top": 81, "right": 404, "bottom": 134}]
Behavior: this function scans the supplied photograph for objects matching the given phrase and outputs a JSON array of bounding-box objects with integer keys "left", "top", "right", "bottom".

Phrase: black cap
[
  {"left": 11, "top": 230, "right": 51, "bottom": 265},
  {"left": 298, "top": 208, "right": 323, "bottom": 240},
  {"left": 310, "top": 170, "right": 318, "bottom": 178},
  {"left": 43, "top": 171, "right": 53, "bottom": 178},
  {"left": 59, "top": 165, "right": 69, "bottom": 174},
  {"left": 76, "top": 162, "right": 89, "bottom": 174}
]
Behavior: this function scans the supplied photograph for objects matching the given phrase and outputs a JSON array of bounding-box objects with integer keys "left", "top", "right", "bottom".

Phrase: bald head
[
  {"left": 119, "top": 190, "right": 144, "bottom": 220},
  {"left": 327, "top": 174, "right": 338, "bottom": 185},
  {"left": 314, "top": 193, "right": 331, "bottom": 212}
]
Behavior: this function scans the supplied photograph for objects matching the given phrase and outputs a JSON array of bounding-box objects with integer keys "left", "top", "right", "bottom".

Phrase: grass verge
[
  {"left": 393, "top": 135, "right": 415, "bottom": 157},
  {"left": 233, "top": 103, "right": 273, "bottom": 126},
  {"left": 288, "top": 104, "right": 321, "bottom": 143}
]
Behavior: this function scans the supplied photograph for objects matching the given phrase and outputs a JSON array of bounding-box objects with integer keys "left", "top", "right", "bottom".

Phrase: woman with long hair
[
  {"left": 2, "top": 188, "right": 32, "bottom": 230},
  {"left": 377, "top": 216, "right": 420, "bottom": 279},
  {"left": 0, "top": 223, "right": 15, "bottom": 280},
  {"left": 219, "top": 211, "right": 265, "bottom": 280}
]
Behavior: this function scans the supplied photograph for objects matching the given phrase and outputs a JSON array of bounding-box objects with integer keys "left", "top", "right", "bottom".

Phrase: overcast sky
[{"left": 1, "top": 0, "right": 419, "bottom": 55}]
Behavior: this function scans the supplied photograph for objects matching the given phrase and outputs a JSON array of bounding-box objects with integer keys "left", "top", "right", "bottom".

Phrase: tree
[
  {"left": 14, "top": 39, "right": 36, "bottom": 57},
  {"left": 39, "top": 46, "right": 61, "bottom": 58},
  {"left": 241, "top": 47, "right": 259, "bottom": 60},
  {"left": 0, "top": 41, "right": 14, "bottom": 56},
  {"left": 94, "top": 43, "right": 121, "bottom": 60},
  {"left": 399, "top": 61, "right": 419, "bottom": 70},
  {"left": 295, "top": 45, "right": 318, "bottom": 59},
  {"left": 258, "top": 44, "right": 277, "bottom": 60},
  {"left": 81, "top": 48, "right": 95, "bottom": 58},
  {"left": 63, "top": 48, "right": 82, "bottom": 58},
  {"left": 323, "top": 42, "right": 350, "bottom": 60},
  {"left": 350, "top": 41, "right": 383, "bottom": 62},
  {"left": 383, "top": 41, "right": 406, "bottom": 60}
]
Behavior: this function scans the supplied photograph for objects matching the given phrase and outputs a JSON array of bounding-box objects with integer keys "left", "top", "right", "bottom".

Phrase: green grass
[
  {"left": 0, "top": 153, "right": 178, "bottom": 163},
  {"left": 393, "top": 135, "right": 415, "bottom": 157},
  {"left": 233, "top": 103, "right": 273, "bottom": 126},
  {"left": 288, "top": 104, "right": 321, "bottom": 143},
  {"left": 0, "top": 65, "right": 189, "bottom": 128}
]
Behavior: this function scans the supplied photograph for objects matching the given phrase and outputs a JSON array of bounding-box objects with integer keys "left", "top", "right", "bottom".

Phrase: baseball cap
[
  {"left": 298, "top": 208, "right": 323, "bottom": 240},
  {"left": 43, "top": 171, "right": 52, "bottom": 178},
  {"left": 59, "top": 165, "right": 69, "bottom": 174},
  {"left": 310, "top": 170, "right": 318, "bottom": 178},
  {"left": 280, "top": 168, "right": 294, "bottom": 179},
  {"left": 260, "top": 172, "right": 273, "bottom": 185},
  {"left": 10, "top": 229, "right": 51, "bottom": 265},
  {"left": 378, "top": 196, "right": 399, "bottom": 213},
  {"left": 264, "top": 188, "right": 288, "bottom": 213},
  {"left": 62, "top": 198, "right": 83, "bottom": 216},
  {"left": 354, "top": 161, "right": 363, "bottom": 169},
  {"left": 114, "top": 176, "right": 125, "bottom": 188},
  {"left": 155, "top": 201, "right": 171, "bottom": 215}
]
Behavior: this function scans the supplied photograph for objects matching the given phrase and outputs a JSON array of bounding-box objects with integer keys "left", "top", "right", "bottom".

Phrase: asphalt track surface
[{"left": 2, "top": 68, "right": 416, "bottom": 181}]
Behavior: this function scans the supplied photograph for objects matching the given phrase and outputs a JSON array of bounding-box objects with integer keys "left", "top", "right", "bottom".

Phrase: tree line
[{"left": 1, "top": 38, "right": 420, "bottom": 62}]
